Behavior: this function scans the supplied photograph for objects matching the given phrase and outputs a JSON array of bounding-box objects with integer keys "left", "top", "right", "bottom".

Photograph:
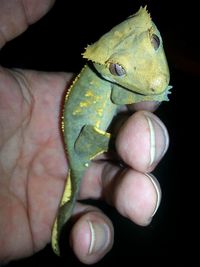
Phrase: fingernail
[
  {"left": 145, "top": 113, "right": 169, "bottom": 167},
  {"left": 145, "top": 173, "right": 162, "bottom": 217},
  {"left": 88, "top": 221, "right": 109, "bottom": 255}
]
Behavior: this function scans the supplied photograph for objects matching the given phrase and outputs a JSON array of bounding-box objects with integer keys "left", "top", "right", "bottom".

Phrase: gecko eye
[
  {"left": 151, "top": 34, "right": 160, "bottom": 50},
  {"left": 109, "top": 63, "right": 126, "bottom": 76}
]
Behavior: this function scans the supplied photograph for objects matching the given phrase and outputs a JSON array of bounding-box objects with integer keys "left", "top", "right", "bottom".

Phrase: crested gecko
[{"left": 51, "top": 6, "right": 172, "bottom": 255}]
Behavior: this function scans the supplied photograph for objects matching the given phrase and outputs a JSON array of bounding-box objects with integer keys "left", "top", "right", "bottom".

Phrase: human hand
[{"left": 0, "top": 0, "right": 169, "bottom": 265}]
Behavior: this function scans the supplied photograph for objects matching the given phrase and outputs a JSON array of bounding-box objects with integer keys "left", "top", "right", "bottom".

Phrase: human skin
[{"left": 0, "top": 0, "right": 169, "bottom": 264}]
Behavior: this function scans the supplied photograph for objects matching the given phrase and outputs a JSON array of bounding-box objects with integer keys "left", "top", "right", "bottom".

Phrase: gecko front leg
[{"left": 75, "top": 125, "right": 111, "bottom": 162}]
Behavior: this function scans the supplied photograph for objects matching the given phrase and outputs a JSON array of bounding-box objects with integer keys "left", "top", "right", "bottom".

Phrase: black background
[{"left": 1, "top": 0, "right": 198, "bottom": 266}]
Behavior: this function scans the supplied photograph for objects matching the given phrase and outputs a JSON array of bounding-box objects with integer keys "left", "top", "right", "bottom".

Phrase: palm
[{"left": 0, "top": 68, "right": 71, "bottom": 259}]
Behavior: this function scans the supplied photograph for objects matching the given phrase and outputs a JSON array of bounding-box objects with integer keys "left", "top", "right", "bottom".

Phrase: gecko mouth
[
  {"left": 119, "top": 84, "right": 148, "bottom": 96},
  {"left": 118, "top": 82, "right": 172, "bottom": 102},
  {"left": 116, "top": 82, "right": 171, "bottom": 97}
]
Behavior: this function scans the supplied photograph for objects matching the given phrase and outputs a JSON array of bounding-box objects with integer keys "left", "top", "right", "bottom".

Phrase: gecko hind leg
[{"left": 75, "top": 125, "right": 111, "bottom": 160}]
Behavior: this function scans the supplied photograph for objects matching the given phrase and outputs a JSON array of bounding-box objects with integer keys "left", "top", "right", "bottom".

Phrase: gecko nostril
[{"left": 150, "top": 88, "right": 155, "bottom": 92}]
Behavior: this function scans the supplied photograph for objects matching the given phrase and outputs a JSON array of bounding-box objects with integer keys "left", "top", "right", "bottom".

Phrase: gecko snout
[{"left": 149, "top": 73, "right": 169, "bottom": 94}]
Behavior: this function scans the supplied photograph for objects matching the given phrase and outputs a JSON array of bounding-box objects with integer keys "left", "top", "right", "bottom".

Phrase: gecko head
[{"left": 83, "top": 6, "right": 170, "bottom": 97}]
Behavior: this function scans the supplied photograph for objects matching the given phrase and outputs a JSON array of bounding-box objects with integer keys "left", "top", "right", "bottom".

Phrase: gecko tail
[{"left": 51, "top": 169, "right": 76, "bottom": 256}]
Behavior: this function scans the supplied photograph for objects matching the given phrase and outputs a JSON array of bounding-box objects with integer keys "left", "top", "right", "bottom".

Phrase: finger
[
  {"left": 0, "top": 0, "right": 55, "bottom": 48},
  {"left": 102, "top": 164, "right": 162, "bottom": 226},
  {"left": 116, "top": 110, "right": 169, "bottom": 173},
  {"left": 79, "top": 162, "right": 161, "bottom": 226},
  {"left": 128, "top": 101, "right": 161, "bottom": 112},
  {"left": 70, "top": 203, "right": 114, "bottom": 265}
]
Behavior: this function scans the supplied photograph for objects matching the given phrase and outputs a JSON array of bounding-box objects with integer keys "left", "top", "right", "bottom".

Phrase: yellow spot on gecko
[
  {"left": 61, "top": 120, "right": 64, "bottom": 132},
  {"left": 95, "top": 120, "right": 100, "bottom": 128},
  {"left": 72, "top": 108, "right": 81, "bottom": 115},
  {"left": 97, "top": 108, "right": 103, "bottom": 116},
  {"left": 85, "top": 91, "right": 94, "bottom": 97},
  {"left": 61, "top": 170, "right": 72, "bottom": 205},
  {"left": 85, "top": 90, "right": 102, "bottom": 102},
  {"left": 94, "top": 127, "right": 111, "bottom": 138},
  {"left": 80, "top": 101, "right": 89, "bottom": 108}
]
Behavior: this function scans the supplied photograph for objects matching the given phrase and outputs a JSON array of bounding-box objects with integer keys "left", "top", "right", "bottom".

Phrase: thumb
[{"left": 0, "top": 0, "right": 55, "bottom": 49}]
